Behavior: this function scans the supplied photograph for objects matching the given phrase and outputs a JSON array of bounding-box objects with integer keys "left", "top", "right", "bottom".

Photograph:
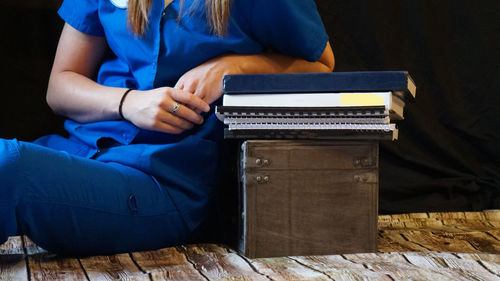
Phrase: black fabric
[
  {"left": 1, "top": 1, "right": 499, "bottom": 213},
  {"left": 0, "top": 3, "right": 66, "bottom": 140},
  {"left": 317, "top": 0, "right": 500, "bottom": 213}
]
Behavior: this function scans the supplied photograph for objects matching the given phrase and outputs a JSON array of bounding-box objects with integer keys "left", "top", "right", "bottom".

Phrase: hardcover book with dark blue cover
[{"left": 223, "top": 71, "right": 416, "bottom": 100}]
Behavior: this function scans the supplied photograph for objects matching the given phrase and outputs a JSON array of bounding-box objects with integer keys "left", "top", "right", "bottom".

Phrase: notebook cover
[{"left": 223, "top": 71, "right": 416, "bottom": 99}]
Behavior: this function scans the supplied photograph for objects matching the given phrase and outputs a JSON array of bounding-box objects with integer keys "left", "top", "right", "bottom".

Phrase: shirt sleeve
[
  {"left": 58, "top": 0, "right": 105, "bottom": 36},
  {"left": 250, "top": 0, "right": 329, "bottom": 62}
]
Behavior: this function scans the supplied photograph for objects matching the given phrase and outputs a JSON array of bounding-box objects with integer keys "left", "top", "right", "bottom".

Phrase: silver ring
[{"left": 172, "top": 102, "right": 180, "bottom": 114}]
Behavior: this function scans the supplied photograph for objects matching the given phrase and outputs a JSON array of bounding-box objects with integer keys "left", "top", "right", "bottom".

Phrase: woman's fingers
[
  {"left": 119, "top": 87, "right": 209, "bottom": 134},
  {"left": 160, "top": 100, "right": 204, "bottom": 125},
  {"left": 156, "top": 109, "right": 194, "bottom": 130},
  {"left": 170, "top": 88, "right": 210, "bottom": 112}
]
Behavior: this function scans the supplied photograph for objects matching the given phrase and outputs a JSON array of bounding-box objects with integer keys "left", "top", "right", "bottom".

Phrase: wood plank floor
[{"left": 2, "top": 210, "right": 500, "bottom": 280}]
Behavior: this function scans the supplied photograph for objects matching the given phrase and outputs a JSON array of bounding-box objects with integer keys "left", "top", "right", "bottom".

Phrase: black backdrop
[
  {"left": 1, "top": 0, "right": 499, "bottom": 213},
  {"left": 316, "top": 0, "right": 500, "bottom": 213}
]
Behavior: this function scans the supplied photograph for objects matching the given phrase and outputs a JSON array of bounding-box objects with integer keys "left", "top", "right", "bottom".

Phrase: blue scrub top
[{"left": 37, "top": 0, "right": 329, "bottom": 230}]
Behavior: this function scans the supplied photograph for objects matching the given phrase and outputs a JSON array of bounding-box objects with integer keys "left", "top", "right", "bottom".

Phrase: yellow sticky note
[{"left": 339, "top": 94, "right": 385, "bottom": 106}]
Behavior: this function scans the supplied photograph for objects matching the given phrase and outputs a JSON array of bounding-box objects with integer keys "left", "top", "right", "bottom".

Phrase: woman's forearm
[
  {"left": 229, "top": 41, "right": 335, "bottom": 74},
  {"left": 47, "top": 71, "right": 125, "bottom": 123},
  {"left": 47, "top": 71, "right": 208, "bottom": 134}
]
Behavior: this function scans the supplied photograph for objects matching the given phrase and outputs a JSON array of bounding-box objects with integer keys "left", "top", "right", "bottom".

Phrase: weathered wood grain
[
  {"left": 248, "top": 256, "right": 331, "bottom": 280},
  {"left": 450, "top": 232, "right": 500, "bottom": 253},
  {"left": 408, "top": 213, "right": 430, "bottom": 219},
  {"left": 378, "top": 210, "right": 500, "bottom": 254},
  {"left": 0, "top": 260, "right": 27, "bottom": 281},
  {"left": 484, "top": 210, "right": 500, "bottom": 222},
  {"left": 437, "top": 252, "right": 498, "bottom": 277},
  {"left": 390, "top": 213, "right": 412, "bottom": 220},
  {"left": 29, "top": 254, "right": 88, "bottom": 281},
  {"left": 403, "top": 252, "right": 500, "bottom": 281},
  {"left": 181, "top": 244, "right": 268, "bottom": 281},
  {"left": 79, "top": 254, "right": 148, "bottom": 281},
  {"left": 486, "top": 230, "right": 500, "bottom": 241},
  {"left": 22, "top": 237, "right": 47, "bottom": 256},
  {"left": 457, "top": 252, "right": 500, "bottom": 263},
  {"left": 2, "top": 211, "right": 500, "bottom": 281},
  {"left": 224, "top": 245, "right": 338, "bottom": 280},
  {"left": 131, "top": 247, "right": 206, "bottom": 281},
  {"left": 0, "top": 237, "right": 24, "bottom": 256},
  {"left": 464, "top": 212, "right": 488, "bottom": 220},
  {"left": 380, "top": 217, "right": 497, "bottom": 232},
  {"left": 399, "top": 230, "right": 478, "bottom": 252},
  {"left": 351, "top": 251, "right": 500, "bottom": 281},
  {"left": 441, "top": 218, "right": 496, "bottom": 232},
  {"left": 290, "top": 254, "right": 391, "bottom": 280},
  {"left": 429, "top": 212, "right": 467, "bottom": 219},
  {"left": 378, "top": 218, "right": 406, "bottom": 230},
  {"left": 401, "top": 218, "right": 453, "bottom": 232},
  {"left": 0, "top": 237, "right": 27, "bottom": 281},
  {"left": 23, "top": 237, "right": 88, "bottom": 281},
  {"left": 377, "top": 230, "right": 431, "bottom": 252},
  {"left": 457, "top": 253, "right": 500, "bottom": 275},
  {"left": 378, "top": 214, "right": 392, "bottom": 221},
  {"left": 343, "top": 252, "right": 462, "bottom": 280}
]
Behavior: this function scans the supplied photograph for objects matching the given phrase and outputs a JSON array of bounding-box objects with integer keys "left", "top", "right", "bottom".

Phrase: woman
[{"left": 0, "top": 0, "right": 334, "bottom": 255}]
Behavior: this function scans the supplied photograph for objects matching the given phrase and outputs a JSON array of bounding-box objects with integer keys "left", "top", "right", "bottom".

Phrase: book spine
[{"left": 223, "top": 71, "right": 413, "bottom": 96}]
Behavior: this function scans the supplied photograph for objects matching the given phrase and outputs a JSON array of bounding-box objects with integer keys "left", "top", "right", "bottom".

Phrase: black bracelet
[{"left": 118, "top": 88, "right": 134, "bottom": 120}]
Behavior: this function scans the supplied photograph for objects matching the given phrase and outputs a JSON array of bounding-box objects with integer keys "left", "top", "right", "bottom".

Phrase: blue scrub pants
[{"left": 0, "top": 138, "right": 194, "bottom": 255}]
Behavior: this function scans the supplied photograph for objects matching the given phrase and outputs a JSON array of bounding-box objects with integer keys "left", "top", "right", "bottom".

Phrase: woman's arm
[
  {"left": 175, "top": 42, "right": 335, "bottom": 105},
  {"left": 47, "top": 24, "right": 209, "bottom": 134}
]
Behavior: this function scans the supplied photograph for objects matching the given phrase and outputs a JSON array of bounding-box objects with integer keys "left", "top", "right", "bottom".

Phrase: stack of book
[{"left": 216, "top": 71, "right": 416, "bottom": 140}]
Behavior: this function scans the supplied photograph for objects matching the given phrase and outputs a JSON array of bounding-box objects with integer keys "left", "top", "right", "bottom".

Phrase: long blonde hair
[{"left": 128, "top": 0, "right": 232, "bottom": 36}]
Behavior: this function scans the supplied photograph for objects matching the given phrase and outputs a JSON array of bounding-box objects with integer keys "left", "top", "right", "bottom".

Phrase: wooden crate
[{"left": 237, "top": 140, "right": 379, "bottom": 258}]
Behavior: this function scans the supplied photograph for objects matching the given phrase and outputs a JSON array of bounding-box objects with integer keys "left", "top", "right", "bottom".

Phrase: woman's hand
[
  {"left": 175, "top": 55, "right": 243, "bottom": 105},
  {"left": 120, "top": 87, "right": 210, "bottom": 134}
]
